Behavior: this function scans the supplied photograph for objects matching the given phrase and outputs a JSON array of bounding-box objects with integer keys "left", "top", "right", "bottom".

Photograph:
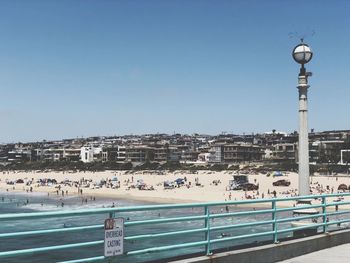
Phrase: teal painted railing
[{"left": 1, "top": 193, "right": 350, "bottom": 262}]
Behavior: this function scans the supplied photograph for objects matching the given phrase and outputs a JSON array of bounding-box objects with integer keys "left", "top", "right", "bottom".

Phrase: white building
[
  {"left": 80, "top": 147, "right": 94, "bottom": 163},
  {"left": 340, "top": 149, "right": 350, "bottom": 165},
  {"left": 80, "top": 146, "right": 102, "bottom": 163},
  {"left": 197, "top": 152, "right": 211, "bottom": 163}
]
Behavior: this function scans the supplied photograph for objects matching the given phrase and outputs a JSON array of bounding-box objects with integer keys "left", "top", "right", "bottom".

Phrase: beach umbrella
[
  {"left": 111, "top": 176, "right": 118, "bottom": 181},
  {"left": 273, "top": 171, "right": 283, "bottom": 177},
  {"left": 175, "top": 178, "right": 184, "bottom": 184},
  {"left": 338, "top": 184, "right": 348, "bottom": 191}
]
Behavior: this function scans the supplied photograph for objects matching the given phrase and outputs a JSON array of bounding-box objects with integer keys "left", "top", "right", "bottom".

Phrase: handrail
[
  {"left": 1, "top": 193, "right": 349, "bottom": 220},
  {"left": 0, "top": 192, "right": 350, "bottom": 262},
  {"left": 0, "top": 240, "right": 104, "bottom": 257},
  {"left": 0, "top": 224, "right": 104, "bottom": 238}
]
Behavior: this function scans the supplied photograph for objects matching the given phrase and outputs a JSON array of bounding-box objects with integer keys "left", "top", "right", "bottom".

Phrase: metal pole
[
  {"left": 297, "top": 73, "right": 310, "bottom": 196},
  {"left": 272, "top": 200, "right": 278, "bottom": 243},
  {"left": 204, "top": 206, "right": 211, "bottom": 255},
  {"left": 108, "top": 211, "right": 116, "bottom": 262},
  {"left": 322, "top": 196, "right": 328, "bottom": 233}
]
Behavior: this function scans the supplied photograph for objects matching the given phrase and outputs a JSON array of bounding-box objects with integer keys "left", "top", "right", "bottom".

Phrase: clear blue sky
[{"left": 0, "top": 0, "right": 349, "bottom": 143}]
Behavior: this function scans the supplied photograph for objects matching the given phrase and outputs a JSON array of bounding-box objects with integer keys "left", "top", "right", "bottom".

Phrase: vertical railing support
[
  {"left": 204, "top": 206, "right": 211, "bottom": 256},
  {"left": 272, "top": 200, "right": 278, "bottom": 243},
  {"left": 322, "top": 196, "right": 328, "bottom": 233},
  {"left": 109, "top": 211, "right": 115, "bottom": 219},
  {"left": 108, "top": 211, "right": 116, "bottom": 262}
]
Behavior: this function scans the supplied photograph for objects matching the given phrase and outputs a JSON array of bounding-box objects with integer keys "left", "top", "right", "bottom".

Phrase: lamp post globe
[{"left": 292, "top": 43, "right": 313, "bottom": 65}]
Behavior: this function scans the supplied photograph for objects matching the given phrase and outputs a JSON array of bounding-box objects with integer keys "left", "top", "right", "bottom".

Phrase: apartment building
[
  {"left": 125, "top": 146, "right": 155, "bottom": 163},
  {"left": 102, "top": 146, "right": 126, "bottom": 162},
  {"left": 223, "top": 144, "right": 264, "bottom": 163},
  {"left": 271, "top": 143, "right": 297, "bottom": 162}
]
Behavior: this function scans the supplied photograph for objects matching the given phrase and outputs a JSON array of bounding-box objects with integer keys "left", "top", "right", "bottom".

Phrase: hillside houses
[{"left": 0, "top": 130, "right": 349, "bottom": 167}]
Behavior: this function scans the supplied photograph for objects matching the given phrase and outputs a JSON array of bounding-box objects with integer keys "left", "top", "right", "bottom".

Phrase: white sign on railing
[{"left": 104, "top": 217, "right": 124, "bottom": 257}]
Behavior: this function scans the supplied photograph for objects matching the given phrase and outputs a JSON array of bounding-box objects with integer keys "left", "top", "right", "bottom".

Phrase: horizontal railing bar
[
  {"left": 210, "top": 230, "right": 275, "bottom": 244},
  {"left": 277, "top": 222, "right": 325, "bottom": 234},
  {"left": 210, "top": 220, "right": 274, "bottom": 232},
  {"left": 210, "top": 209, "right": 274, "bottom": 219},
  {"left": 125, "top": 227, "right": 207, "bottom": 240},
  {"left": 0, "top": 240, "right": 103, "bottom": 258},
  {"left": 120, "top": 193, "right": 350, "bottom": 210},
  {"left": 0, "top": 224, "right": 103, "bottom": 238},
  {"left": 58, "top": 256, "right": 105, "bottom": 263},
  {"left": 326, "top": 210, "right": 350, "bottom": 217},
  {"left": 0, "top": 209, "right": 115, "bottom": 221},
  {"left": 326, "top": 218, "right": 350, "bottom": 226},
  {"left": 125, "top": 215, "right": 206, "bottom": 226},
  {"left": 276, "top": 204, "right": 324, "bottom": 212},
  {"left": 276, "top": 213, "right": 324, "bottom": 223},
  {"left": 265, "top": 193, "right": 350, "bottom": 201},
  {"left": 326, "top": 201, "right": 350, "bottom": 207},
  {"left": 126, "top": 240, "right": 208, "bottom": 255},
  {"left": 1, "top": 193, "right": 349, "bottom": 221}
]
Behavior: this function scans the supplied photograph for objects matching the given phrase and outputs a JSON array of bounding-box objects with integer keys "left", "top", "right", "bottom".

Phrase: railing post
[
  {"left": 204, "top": 206, "right": 211, "bottom": 256},
  {"left": 107, "top": 211, "right": 117, "bottom": 263},
  {"left": 109, "top": 211, "right": 115, "bottom": 219},
  {"left": 322, "top": 196, "right": 328, "bottom": 233},
  {"left": 272, "top": 200, "right": 278, "bottom": 243}
]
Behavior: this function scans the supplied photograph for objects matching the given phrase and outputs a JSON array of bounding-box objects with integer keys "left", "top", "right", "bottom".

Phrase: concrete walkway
[{"left": 277, "top": 243, "right": 350, "bottom": 263}]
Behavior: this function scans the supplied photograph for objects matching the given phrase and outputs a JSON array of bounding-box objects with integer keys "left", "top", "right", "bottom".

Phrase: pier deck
[{"left": 278, "top": 243, "right": 350, "bottom": 263}]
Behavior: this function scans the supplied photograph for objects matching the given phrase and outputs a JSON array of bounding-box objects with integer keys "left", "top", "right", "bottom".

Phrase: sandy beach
[{"left": 1, "top": 170, "right": 350, "bottom": 208}]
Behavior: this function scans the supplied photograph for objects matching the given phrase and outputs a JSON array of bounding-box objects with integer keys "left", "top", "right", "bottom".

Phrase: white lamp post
[{"left": 292, "top": 41, "right": 313, "bottom": 196}]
